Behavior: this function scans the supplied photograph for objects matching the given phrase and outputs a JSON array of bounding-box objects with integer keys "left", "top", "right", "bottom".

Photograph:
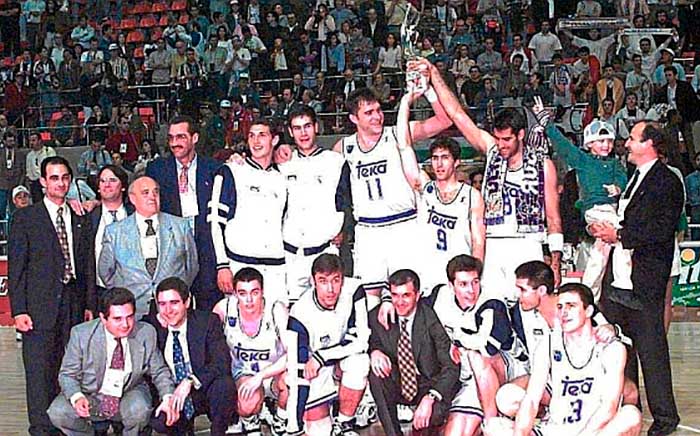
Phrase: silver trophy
[{"left": 400, "top": 4, "right": 428, "bottom": 93}]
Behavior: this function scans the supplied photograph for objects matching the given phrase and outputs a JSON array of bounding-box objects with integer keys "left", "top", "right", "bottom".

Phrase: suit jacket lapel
[
  {"left": 627, "top": 161, "right": 659, "bottom": 211},
  {"left": 39, "top": 202, "right": 63, "bottom": 256},
  {"left": 168, "top": 157, "right": 182, "bottom": 216},
  {"left": 156, "top": 213, "right": 173, "bottom": 275},
  {"left": 126, "top": 215, "right": 147, "bottom": 269},
  {"left": 70, "top": 209, "right": 83, "bottom": 257},
  {"left": 126, "top": 328, "right": 145, "bottom": 390},
  {"left": 410, "top": 306, "right": 424, "bottom": 363},
  {"left": 94, "top": 323, "right": 108, "bottom": 389}
]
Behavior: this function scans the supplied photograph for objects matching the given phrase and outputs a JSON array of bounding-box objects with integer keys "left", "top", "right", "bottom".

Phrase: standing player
[
  {"left": 396, "top": 90, "right": 485, "bottom": 293},
  {"left": 280, "top": 106, "right": 351, "bottom": 304},
  {"left": 484, "top": 284, "right": 642, "bottom": 436},
  {"left": 422, "top": 58, "right": 564, "bottom": 304},
  {"left": 331, "top": 86, "right": 452, "bottom": 312},
  {"left": 286, "top": 254, "right": 370, "bottom": 436},
  {"left": 208, "top": 119, "right": 288, "bottom": 303},
  {"left": 213, "top": 267, "right": 288, "bottom": 436}
]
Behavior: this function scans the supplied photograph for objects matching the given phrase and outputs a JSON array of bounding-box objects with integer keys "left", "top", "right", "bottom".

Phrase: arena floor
[{"left": 1, "top": 311, "right": 699, "bottom": 435}]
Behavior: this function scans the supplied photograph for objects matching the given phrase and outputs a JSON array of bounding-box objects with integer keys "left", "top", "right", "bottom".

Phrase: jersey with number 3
[
  {"left": 341, "top": 126, "right": 416, "bottom": 226},
  {"left": 547, "top": 329, "right": 612, "bottom": 433},
  {"left": 419, "top": 181, "right": 474, "bottom": 263}
]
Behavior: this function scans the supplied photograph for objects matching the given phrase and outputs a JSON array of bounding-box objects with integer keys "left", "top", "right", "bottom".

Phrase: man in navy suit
[
  {"left": 146, "top": 115, "right": 222, "bottom": 310},
  {"left": 9, "top": 156, "right": 96, "bottom": 435},
  {"left": 145, "top": 277, "right": 236, "bottom": 435}
]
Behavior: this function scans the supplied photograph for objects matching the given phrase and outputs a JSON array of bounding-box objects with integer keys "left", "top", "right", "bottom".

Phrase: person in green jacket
[{"left": 533, "top": 96, "right": 627, "bottom": 301}]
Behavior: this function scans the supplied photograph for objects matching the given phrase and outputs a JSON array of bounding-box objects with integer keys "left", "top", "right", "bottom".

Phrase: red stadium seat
[
  {"left": 49, "top": 111, "right": 63, "bottom": 127},
  {"left": 119, "top": 17, "right": 137, "bottom": 30},
  {"left": 78, "top": 111, "right": 86, "bottom": 124},
  {"left": 40, "top": 131, "right": 52, "bottom": 142},
  {"left": 126, "top": 30, "right": 145, "bottom": 44},
  {"left": 3, "top": 57, "right": 14, "bottom": 67},
  {"left": 139, "top": 15, "right": 157, "bottom": 28},
  {"left": 171, "top": 0, "right": 187, "bottom": 11},
  {"left": 158, "top": 15, "right": 168, "bottom": 26},
  {"left": 133, "top": 47, "right": 145, "bottom": 58},
  {"left": 151, "top": 2, "right": 168, "bottom": 13},
  {"left": 178, "top": 13, "right": 189, "bottom": 25},
  {"left": 132, "top": 3, "right": 150, "bottom": 14}
]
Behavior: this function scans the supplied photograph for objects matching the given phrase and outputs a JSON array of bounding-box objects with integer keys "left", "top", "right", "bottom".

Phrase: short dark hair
[
  {"left": 639, "top": 121, "right": 666, "bottom": 154},
  {"left": 577, "top": 46, "right": 590, "bottom": 55},
  {"left": 429, "top": 136, "right": 461, "bottom": 160},
  {"left": 446, "top": 255, "right": 483, "bottom": 282},
  {"left": 169, "top": 114, "right": 198, "bottom": 134},
  {"left": 311, "top": 253, "right": 345, "bottom": 276},
  {"left": 97, "top": 164, "right": 129, "bottom": 199},
  {"left": 100, "top": 287, "right": 136, "bottom": 316},
  {"left": 41, "top": 156, "right": 73, "bottom": 179},
  {"left": 233, "top": 267, "right": 264, "bottom": 288},
  {"left": 156, "top": 276, "right": 190, "bottom": 302},
  {"left": 557, "top": 283, "right": 594, "bottom": 308},
  {"left": 469, "top": 169, "right": 484, "bottom": 183},
  {"left": 250, "top": 117, "right": 277, "bottom": 133},
  {"left": 664, "top": 66, "right": 677, "bottom": 76},
  {"left": 388, "top": 269, "right": 420, "bottom": 292},
  {"left": 346, "top": 88, "right": 380, "bottom": 116},
  {"left": 515, "top": 261, "right": 555, "bottom": 294},
  {"left": 288, "top": 105, "right": 318, "bottom": 125},
  {"left": 493, "top": 108, "right": 527, "bottom": 135}
]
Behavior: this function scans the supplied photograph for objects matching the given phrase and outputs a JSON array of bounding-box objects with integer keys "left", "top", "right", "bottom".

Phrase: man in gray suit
[
  {"left": 47, "top": 287, "right": 179, "bottom": 436},
  {"left": 99, "top": 176, "right": 199, "bottom": 317}
]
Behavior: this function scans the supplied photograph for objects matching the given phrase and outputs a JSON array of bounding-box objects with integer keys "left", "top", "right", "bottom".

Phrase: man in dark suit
[
  {"left": 48, "top": 287, "right": 177, "bottom": 436},
  {"left": 654, "top": 66, "right": 700, "bottom": 156},
  {"left": 146, "top": 115, "right": 222, "bottom": 311},
  {"left": 591, "top": 120, "right": 683, "bottom": 436},
  {"left": 9, "top": 155, "right": 96, "bottom": 436},
  {"left": 145, "top": 277, "right": 236, "bottom": 435},
  {"left": 368, "top": 269, "right": 459, "bottom": 436},
  {"left": 361, "top": 8, "right": 387, "bottom": 48}
]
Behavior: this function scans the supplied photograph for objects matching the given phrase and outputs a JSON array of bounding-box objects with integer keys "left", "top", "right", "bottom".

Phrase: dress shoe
[{"left": 648, "top": 421, "right": 678, "bottom": 436}]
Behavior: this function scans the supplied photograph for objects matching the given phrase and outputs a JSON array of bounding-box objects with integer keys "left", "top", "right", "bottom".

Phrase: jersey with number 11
[{"left": 341, "top": 126, "right": 416, "bottom": 226}]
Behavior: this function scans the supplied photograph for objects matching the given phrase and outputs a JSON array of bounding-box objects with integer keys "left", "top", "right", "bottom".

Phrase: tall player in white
[
  {"left": 212, "top": 267, "right": 288, "bottom": 435},
  {"left": 395, "top": 90, "right": 485, "bottom": 293},
  {"left": 280, "top": 106, "right": 350, "bottom": 304},
  {"left": 484, "top": 283, "right": 642, "bottom": 436},
  {"left": 331, "top": 86, "right": 452, "bottom": 314}
]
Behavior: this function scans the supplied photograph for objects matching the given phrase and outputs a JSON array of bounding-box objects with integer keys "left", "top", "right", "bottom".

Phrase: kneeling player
[
  {"left": 213, "top": 268, "right": 288, "bottom": 435},
  {"left": 485, "top": 284, "right": 641, "bottom": 436},
  {"left": 286, "top": 254, "right": 370, "bottom": 436},
  {"left": 424, "top": 254, "right": 519, "bottom": 432}
]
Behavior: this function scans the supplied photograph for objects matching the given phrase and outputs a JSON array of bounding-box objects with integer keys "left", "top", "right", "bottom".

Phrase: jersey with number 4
[
  {"left": 419, "top": 181, "right": 474, "bottom": 263},
  {"left": 547, "top": 329, "right": 613, "bottom": 433},
  {"left": 223, "top": 297, "right": 285, "bottom": 379},
  {"left": 341, "top": 126, "right": 417, "bottom": 226}
]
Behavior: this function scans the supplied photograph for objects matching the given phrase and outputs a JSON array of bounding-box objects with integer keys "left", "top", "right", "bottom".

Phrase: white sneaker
[
  {"left": 242, "top": 415, "right": 262, "bottom": 436},
  {"left": 354, "top": 403, "right": 377, "bottom": 428},
  {"left": 397, "top": 404, "right": 414, "bottom": 423},
  {"left": 225, "top": 420, "right": 243, "bottom": 434}
]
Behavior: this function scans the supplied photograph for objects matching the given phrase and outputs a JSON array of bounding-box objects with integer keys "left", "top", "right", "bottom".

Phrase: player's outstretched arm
[
  {"left": 543, "top": 158, "right": 563, "bottom": 286},
  {"left": 513, "top": 336, "right": 551, "bottom": 436},
  {"left": 470, "top": 188, "right": 486, "bottom": 262},
  {"left": 415, "top": 58, "right": 493, "bottom": 155},
  {"left": 581, "top": 341, "right": 627, "bottom": 433},
  {"left": 397, "top": 91, "right": 423, "bottom": 191}
]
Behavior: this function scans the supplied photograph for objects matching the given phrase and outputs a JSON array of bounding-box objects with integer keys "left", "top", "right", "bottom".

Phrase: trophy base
[{"left": 406, "top": 70, "right": 428, "bottom": 94}]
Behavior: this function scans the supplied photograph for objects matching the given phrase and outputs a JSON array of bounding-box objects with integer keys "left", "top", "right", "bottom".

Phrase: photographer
[{"left": 305, "top": 4, "right": 336, "bottom": 43}]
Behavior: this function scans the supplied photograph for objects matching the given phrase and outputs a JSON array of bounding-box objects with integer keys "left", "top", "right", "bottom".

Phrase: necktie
[
  {"left": 397, "top": 319, "right": 418, "bottom": 402},
  {"left": 622, "top": 169, "right": 640, "bottom": 200},
  {"left": 179, "top": 164, "right": 189, "bottom": 194},
  {"left": 144, "top": 219, "right": 157, "bottom": 276},
  {"left": 100, "top": 338, "right": 124, "bottom": 418},
  {"left": 92, "top": 151, "right": 97, "bottom": 165},
  {"left": 56, "top": 207, "right": 73, "bottom": 283},
  {"left": 109, "top": 210, "right": 118, "bottom": 223},
  {"left": 172, "top": 331, "right": 195, "bottom": 419}
]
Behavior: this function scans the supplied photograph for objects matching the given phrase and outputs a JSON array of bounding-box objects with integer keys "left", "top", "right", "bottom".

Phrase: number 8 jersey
[{"left": 342, "top": 126, "right": 417, "bottom": 226}]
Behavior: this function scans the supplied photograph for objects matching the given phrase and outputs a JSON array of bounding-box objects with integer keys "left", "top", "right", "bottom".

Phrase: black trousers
[
  {"left": 369, "top": 369, "right": 450, "bottom": 436},
  {"left": 23, "top": 281, "right": 82, "bottom": 436},
  {"left": 602, "top": 289, "right": 680, "bottom": 429},
  {"left": 151, "top": 374, "right": 237, "bottom": 436}
]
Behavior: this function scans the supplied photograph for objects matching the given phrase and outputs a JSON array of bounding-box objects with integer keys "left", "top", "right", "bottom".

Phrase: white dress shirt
[
  {"left": 44, "top": 197, "right": 76, "bottom": 277},
  {"left": 164, "top": 319, "right": 193, "bottom": 378},
  {"left": 135, "top": 212, "right": 159, "bottom": 262}
]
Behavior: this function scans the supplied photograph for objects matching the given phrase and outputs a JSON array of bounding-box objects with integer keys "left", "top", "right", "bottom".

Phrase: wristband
[
  {"left": 424, "top": 86, "right": 438, "bottom": 103},
  {"left": 548, "top": 233, "right": 564, "bottom": 253}
]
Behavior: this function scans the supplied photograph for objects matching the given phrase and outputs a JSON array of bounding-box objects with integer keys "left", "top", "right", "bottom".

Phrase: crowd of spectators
[{"left": 0, "top": 0, "right": 698, "bottom": 159}]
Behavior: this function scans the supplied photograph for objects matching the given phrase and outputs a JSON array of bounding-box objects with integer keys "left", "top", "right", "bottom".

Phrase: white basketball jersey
[
  {"left": 547, "top": 330, "right": 612, "bottom": 432},
  {"left": 223, "top": 297, "right": 285, "bottom": 377},
  {"left": 342, "top": 126, "right": 417, "bottom": 227},
  {"left": 418, "top": 181, "right": 474, "bottom": 265}
]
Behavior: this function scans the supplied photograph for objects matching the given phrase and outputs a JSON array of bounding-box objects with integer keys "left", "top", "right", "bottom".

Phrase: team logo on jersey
[
  {"left": 234, "top": 345, "right": 271, "bottom": 362},
  {"left": 346, "top": 144, "right": 354, "bottom": 154},
  {"left": 426, "top": 184, "right": 435, "bottom": 194},
  {"left": 250, "top": 186, "right": 260, "bottom": 192},
  {"left": 356, "top": 160, "right": 388, "bottom": 179},
  {"left": 427, "top": 206, "right": 458, "bottom": 229},
  {"left": 320, "top": 335, "right": 331, "bottom": 347},
  {"left": 287, "top": 175, "right": 297, "bottom": 181},
  {"left": 554, "top": 350, "right": 562, "bottom": 362},
  {"left": 227, "top": 317, "right": 237, "bottom": 327},
  {"left": 534, "top": 328, "right": 543, "bottom": 335},
  {"left": 562, "top": 377, "right": 594, "bottom": 397}
]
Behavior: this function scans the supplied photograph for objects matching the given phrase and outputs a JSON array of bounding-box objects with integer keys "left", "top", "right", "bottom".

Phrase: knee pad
[
  {"left": 495, "top": 384, "right": 525, "bottom": 417},
  {"left": 340, "top": 354, "right": 369, "bottom": 391}
]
